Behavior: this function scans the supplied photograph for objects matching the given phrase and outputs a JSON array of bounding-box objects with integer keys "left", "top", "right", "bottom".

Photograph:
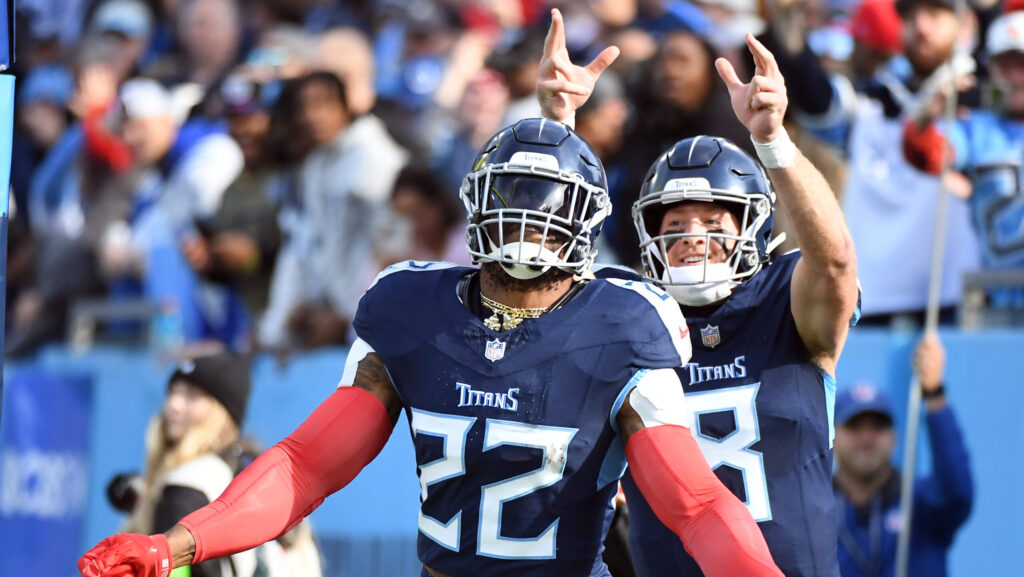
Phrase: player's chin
[{"left": 482, "top": 261, "right": 573, "bottom": 291}]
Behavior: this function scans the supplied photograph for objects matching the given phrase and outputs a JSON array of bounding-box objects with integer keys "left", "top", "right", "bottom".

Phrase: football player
[
  {"left": 537, "top": 9, "right": 860, "bottom": 577},
  {"left": 78, "top": 116, "right": 784, "bottom": 577}
]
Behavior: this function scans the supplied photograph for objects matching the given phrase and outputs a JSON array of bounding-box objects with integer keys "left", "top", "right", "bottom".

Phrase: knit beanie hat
[{"left": 169, "top": 352, "right": 252, "bottom": 427}]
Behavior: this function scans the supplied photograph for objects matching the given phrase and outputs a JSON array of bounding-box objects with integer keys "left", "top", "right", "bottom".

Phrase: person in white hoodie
[{"left": 258, "top": 71, "right": 408, "bottom": 349}]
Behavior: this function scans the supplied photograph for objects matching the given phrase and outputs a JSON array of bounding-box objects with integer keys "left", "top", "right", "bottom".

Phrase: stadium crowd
[{"left": 6, "top": 0, "right": 1023, "bottom": 357}]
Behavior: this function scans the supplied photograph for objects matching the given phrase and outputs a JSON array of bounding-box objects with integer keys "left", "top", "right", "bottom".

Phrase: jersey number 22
[{"left": 411, "top": 409, "right": 578, "bottom": 559}]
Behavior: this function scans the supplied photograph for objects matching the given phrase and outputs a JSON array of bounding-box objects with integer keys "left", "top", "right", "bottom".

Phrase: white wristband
[
  {"left": 751, "top": 130, "right": 796, "bottom": 169},
  {"left": 561, "top": 113, "right": 576, "bottom": 130}
]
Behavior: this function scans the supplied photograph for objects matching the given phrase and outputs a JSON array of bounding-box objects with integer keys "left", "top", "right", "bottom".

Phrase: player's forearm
[
  {"left": 626, "top": 425, "right": 783, "bottom": 577},
  {"left": 768, "top": 149, "right": 856, "bottom": 280},
  {"left": 180, "top": 386, "right": 393, "bottom": 563}
]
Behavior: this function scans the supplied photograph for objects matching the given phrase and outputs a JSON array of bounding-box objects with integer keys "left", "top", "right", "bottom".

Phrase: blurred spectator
[
  {"left": 246, "top": 25, "right": 318, "bottom": 83},
  {"left": 145, "top": 0, "right": 243, "bottom": 90},
  {"left": 121, "top": 352, "right": 257, "bottom": 575},
  {"left": 693, "top": 0, "right": 766, "bottom": 59},
  {"left": 903, "top": 5, "right": 1024, "bottom": 315},
  {"left": 389, "top": 164, "right": 470, "bottom": 265},
  {"left": 258, "top": 72, "right": 407, "bottom": 350},
  {"left": 487, "top": 28, "right": 545, "bottom": 127},
  {"left": 18, "top": 0, "right": 90, "bottom": 55},
  {"left": 11, "top": 65, "right": 74, "bottom": 223},
  {"left": 574, "top": 69, "right": 628, "bottom": 263},
  {"left": 833, "top": 336, "right": 973, "bottom": 577},
  {"left": 606, "top": 26, "right": 659, "bottom": 74},
  {"left": 113, "top": 352, "right": 323, "bottom": 577},
  {"left": 97, "top": 78, "right": 246, "bottom": 344},
  {"left": 315, "top": 27, "right": 377, "bottom": 116},
  {"left": 374, "top": 0, "right": 465, "bottom": 157},
  {"left": 430, "top": 68, "right": 509, "bottom": 193},
  {"left": 764, "top": 0, "right": 982, "bottom": 327},
  {"left": 611, "top": 28, "right": 754, "bottom": 267},
  {"left": 850, "top": 0, "right": 905, "bottom": 83},
  {"left": 182, "top": 74, "right": 282, "bottom": 322},
  {"left": 88, "top": 0, "right": 154, "bottom": 75},
  {"left": 632, "top": 0, "right": 712, "bottom": 38}
]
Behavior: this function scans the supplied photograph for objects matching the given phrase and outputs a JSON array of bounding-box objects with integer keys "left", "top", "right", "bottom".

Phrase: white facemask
[{"left": 661, "top": 264, "right": 739, "bottom": 306}]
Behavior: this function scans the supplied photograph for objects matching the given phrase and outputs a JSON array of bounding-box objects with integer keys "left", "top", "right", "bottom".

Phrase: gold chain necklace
[{"left": 480, "top": 293, "right": 549, "bottom": 331}]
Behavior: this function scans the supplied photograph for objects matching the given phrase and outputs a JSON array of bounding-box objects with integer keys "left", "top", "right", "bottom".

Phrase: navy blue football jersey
[
  {"left": 352, "top": 261, "right": 691, "bottom": 577},
  {"left": 605, "top": 253, "right": 845, "bottom": 577}
]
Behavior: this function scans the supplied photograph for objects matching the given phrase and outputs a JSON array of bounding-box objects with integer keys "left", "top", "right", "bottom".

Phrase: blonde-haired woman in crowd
[{"left": 114, "top": 352, "right": 322, "bottom": 577}]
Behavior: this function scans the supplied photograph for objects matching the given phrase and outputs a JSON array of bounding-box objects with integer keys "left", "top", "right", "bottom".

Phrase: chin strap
[
  {"left": 766, "top": 232, "right": 787, "bottom": 255},
  {"left": 486, "top": 240, "right": 563, "bottom": 279},
  {"left": 661, "top": 263, "right": 739, "bottom": 306}
]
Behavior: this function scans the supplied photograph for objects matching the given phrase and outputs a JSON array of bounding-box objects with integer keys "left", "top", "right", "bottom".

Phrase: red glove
[
  {"left": 903, "top": 121, "right": 952, "bottom": 175},
  {"left": 78, "top": 533, "right": 172, "bottom": 577}
]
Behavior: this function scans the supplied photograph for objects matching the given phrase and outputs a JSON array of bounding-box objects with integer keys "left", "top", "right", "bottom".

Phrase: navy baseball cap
[
  {"left": 835, "top": 382, "right": 894, "bottom": 426},
  {"left": 17, "top": 65, "right": 73, "bottom": 107}
]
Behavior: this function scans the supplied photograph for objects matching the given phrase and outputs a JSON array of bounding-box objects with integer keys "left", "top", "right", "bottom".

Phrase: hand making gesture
[
  {"left": 715, "top": 34, "right": 789, "bottom": 144},
  {"left": 536, "top": 8, "right": 619, "bottom": 124}
]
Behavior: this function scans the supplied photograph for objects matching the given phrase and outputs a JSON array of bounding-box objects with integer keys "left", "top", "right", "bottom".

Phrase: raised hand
[
  {"left": 78, "top": 534, "right": 172, "bottom": 577},
  {"left": 913, "top": 334, "right": 946, "bottom": 392},
  {"left": 536, "top": 8, "right": 619, "bottom": 123},
  {"left": 715, "top": 34, "right": 788, "bottom": 143}
]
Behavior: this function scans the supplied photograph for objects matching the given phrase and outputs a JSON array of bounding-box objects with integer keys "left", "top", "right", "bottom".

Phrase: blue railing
[{"left": 2, "top": 327, "right": 1022, "bottom": 576}]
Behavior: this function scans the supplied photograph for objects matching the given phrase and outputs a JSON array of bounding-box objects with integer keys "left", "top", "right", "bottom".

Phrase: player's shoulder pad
[
  {"left": 356, "top": 261, "right": 466, "bottom": 353},
  {"left": 367, "top": 260, "right": 462, "bottom": 291},
  {"left": 742, "top": 249, "right": 800, "bottom": 304},
  {"left": 361, "top": 260, "right": 462, "bottom": 310},
  {"left": 592, "top": 263, "right": 644, "bottom": 282},
  {"left": 601, "top": 278, "right": 692, "bottom": 367}
]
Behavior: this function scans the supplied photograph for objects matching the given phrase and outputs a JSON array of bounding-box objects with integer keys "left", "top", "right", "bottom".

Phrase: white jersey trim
[
  {"left": 367, "top": 260, "right": 461, "bottom": 291},
  {"left": 339, "top": 338, "right": 377, "bottom": 388},
  {"left": 628, "top": 369, "right": 688, "bottom": 428}
]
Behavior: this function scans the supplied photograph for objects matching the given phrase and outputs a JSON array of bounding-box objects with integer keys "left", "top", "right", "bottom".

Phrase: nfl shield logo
[
  {"left": 700, "top": 324, "right": 721, "bottom": 349},
  {"left": 485, "top": 339, "right": 506, "bottom": 362}
]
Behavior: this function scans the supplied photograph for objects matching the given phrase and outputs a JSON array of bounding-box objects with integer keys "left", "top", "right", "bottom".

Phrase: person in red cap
[
  {"left": 849, "top": 0, "right": 904, "bottom": 84},
  {"left": 902, "top": 1, "right": 1024, "bottom": 311},
  {"left": 759, "top": 0, "right": 982, "bottom": 328}
]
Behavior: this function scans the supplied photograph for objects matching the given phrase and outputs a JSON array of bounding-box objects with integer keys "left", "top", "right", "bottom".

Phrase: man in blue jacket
[{"left": 833, "top": 336, "right": 973, "bottom": 577}]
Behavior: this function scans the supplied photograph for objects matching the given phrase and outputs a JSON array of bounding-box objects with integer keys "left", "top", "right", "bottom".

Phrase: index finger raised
[
  {"left": 746, "top": 33, "right": 782, "bottom": 80},
  {"left": 543, "top": 8, "right": 566, "bottom": 57}
]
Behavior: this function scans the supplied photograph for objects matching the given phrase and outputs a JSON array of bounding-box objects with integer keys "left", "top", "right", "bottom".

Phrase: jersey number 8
[{"left": 685, "top": 383, "right": 772, "bottom": 522}]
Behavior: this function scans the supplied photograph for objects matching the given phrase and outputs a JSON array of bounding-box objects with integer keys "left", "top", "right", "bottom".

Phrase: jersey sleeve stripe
[
  {"left": 609, "top": 369, "right": 649, "bottom": 435},
  {"left": 367, "top": 260, "right": 461, "bottom": 291},
  {"left": 339, "top": 338, "right": 376, "bottom": 388},
  {"left": 820, "top": 368, "right": 837, "bottom": 448}
]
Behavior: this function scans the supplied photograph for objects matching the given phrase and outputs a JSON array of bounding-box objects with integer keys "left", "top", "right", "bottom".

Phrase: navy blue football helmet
[
  {"left": 632, "top": 136, "right": 778, "bottom": 305},
  {"left": 461, "top": 118, "right": 611, "bottom": 279}
]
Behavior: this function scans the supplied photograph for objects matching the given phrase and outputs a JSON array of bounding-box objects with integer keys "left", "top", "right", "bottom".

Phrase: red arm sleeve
[
  {"left": 82, "top": 104, "right": 134, "bottom": 173},
  {"left": 625, "top": 425, "right": 783, "bottom": 577},
  {"left": 178, "top": 386, "right": 393, "bottom": 563}
]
